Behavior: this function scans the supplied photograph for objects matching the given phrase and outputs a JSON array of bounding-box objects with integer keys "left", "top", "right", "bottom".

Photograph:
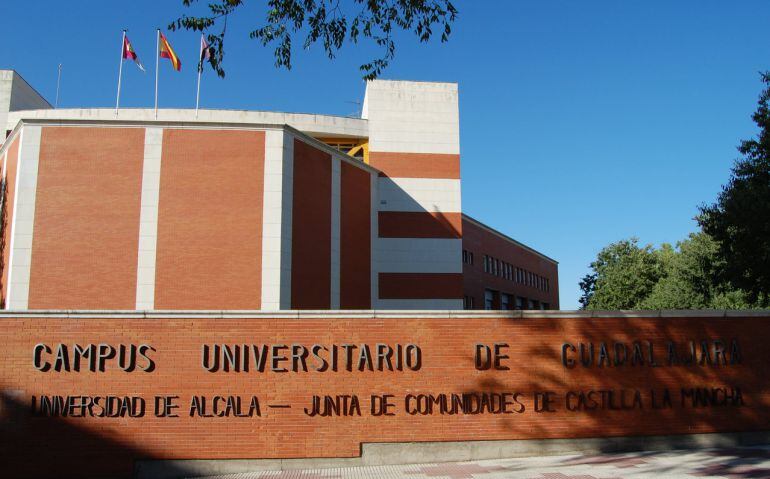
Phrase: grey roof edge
[
  {"left": 462, "top": 213, "right": 559, "bottom": 265},
  {"left": 0, "top": 309, "right": 767, "bottom": 319}
]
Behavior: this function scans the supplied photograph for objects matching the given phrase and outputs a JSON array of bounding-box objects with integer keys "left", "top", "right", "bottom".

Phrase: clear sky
[{"left": 2, "top": 1, "right": 768, "bottom": 309}]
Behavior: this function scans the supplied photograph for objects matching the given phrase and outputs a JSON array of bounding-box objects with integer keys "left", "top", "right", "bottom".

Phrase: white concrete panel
[
  {"left": 364, "top": 79, "right": 459, "bottom": 155},
  {"left": 377, "top": 177, "right": 461, "bottom": 213},
  {"left": 376, "top": 238, "right": 462, "bottom": 273},
  {"left": 279, "top": 132, "right": 294, "bottom": 309},
  {"left": 9, "top": 72, "right": 52, "bottom": 111},
  {"left": 261, "top": 129, "right": 286, "bottom": 310},
  {"left": 330, "top": 157, "right": 341, "bottom": 309},
  {"left": 7, "top": 126, "right": 41, "bottom": 309},
  {"left": 0, "top": 71, "right": 51, "bottom": 137},
  {"left": 374, "top": 299, "right": 463, "bottom": 310},
  {"left": 135, "top": 128, "right": 162, "bottom": 310}
]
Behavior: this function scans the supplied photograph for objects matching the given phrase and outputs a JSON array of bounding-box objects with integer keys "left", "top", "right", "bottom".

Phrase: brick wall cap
[{"left": 0, "top": 309, "right": 767, "bottom": 320}]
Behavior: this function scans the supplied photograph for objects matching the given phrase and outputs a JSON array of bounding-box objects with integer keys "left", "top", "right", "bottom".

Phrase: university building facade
[{"left": 0, "top": 70, "right": 558, "bottom": 311}]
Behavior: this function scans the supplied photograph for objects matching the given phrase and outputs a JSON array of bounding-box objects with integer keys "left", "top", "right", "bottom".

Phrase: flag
[
  {"left": 122, "top": 35, "right": 145, "bottom": 72},
  {"left": 159, "top": 32, "right": 182, "bottom": 71},
  {"left": 199, "top": 35, "right": 211, "bottom": 73}
]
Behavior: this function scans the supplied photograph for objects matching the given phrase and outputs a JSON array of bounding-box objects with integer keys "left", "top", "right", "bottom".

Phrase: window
[
  {"left": 483, "top": 255, "right": 489, "bottom": 273},
  {"left": 515, "top": 296, "right": 525, "bottom": 310},
  {"left": 463, "top": 295, "right": 475, "bottom": 309},
  {"left": 484, "top": 289, "right": 495, "bottom": 310},
  {"left": 501, "top": 293, "right": 511, "bottom": 310},
  {"left": 543, "top": 302, "right": 550, "bottom": 310},
  {"left": 469, "top": 252, "right": 474, "bottom": 265}
]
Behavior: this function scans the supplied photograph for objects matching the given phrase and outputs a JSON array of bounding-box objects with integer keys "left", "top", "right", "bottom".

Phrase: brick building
[{"left": 0, "top": 70, "right": 558, "bottom": 310}]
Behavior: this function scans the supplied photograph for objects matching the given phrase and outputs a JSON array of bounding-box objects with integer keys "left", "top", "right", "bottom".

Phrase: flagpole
[
  {"left": 116, "top": 30, "right": 126, "bottom": 116},
  {"left": 195, "top": 34, "right": 203, "bottom": 119},
  {"left": 154, "top": 29, "right": 160, "bottom": 120},
  {"left": 55, "top": 63, "right": 62, "bottom": 108}
]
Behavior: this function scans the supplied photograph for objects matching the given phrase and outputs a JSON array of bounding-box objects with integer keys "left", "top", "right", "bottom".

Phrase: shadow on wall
[
  {"left": 0, "top": 391, "right": 196, "bottom": 479},
  {"left": 376, "top": 175, "right": 462, "bottom": 239},
  {"left": 0, "top": 178, "right": 7, "bottom": 308},
  {"left": 461, "top": 315, "right": 770, "bottom": 457}
]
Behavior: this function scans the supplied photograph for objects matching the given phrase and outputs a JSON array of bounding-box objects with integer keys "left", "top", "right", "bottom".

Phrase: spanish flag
[{"left": 159, "top": 32, "right": 181, "bottom": 71}]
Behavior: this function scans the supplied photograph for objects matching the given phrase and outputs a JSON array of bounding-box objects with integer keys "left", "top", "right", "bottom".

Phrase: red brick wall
[
  {"left": 28, "top": 127, "right": 144, "bottom": 309},
  {"left": 369, "top": 152, "right": 460, "bottom": 179},
  {"left": 0, "top": 312, "right": 767, "bottom": 478},
  {"left": 340, "top": 161, "right": 371, "bottom": 309},
  {"left": 463, "top": 216, "right": 559, "bottom": 309},
  {"left": 291, "top": 139, "right": 331, "bottom": 309},
  {"left": 155, "top": 129, "right": 265, "bottom": 310},
  {"left": 378, "top": 211, "right": 462, "bottom": 239},
  {"left": 1, "top": 137, "right": 19, "bottom": 306},
  {"left": 380, "top": 273, "right": 464, "bottom": 299}
]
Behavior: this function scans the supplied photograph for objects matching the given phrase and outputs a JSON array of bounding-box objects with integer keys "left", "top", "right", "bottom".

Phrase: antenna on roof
[
  {"left": 345, "top": 100, "right": 362, "bottom": 117},
  {"left": 55, "top": 63, "right": 62, "bottom": 108}
]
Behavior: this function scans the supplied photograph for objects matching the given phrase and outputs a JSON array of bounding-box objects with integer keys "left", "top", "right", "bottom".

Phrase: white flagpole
[
  {"left": 154, "top": 29, "right": 160, "bottom": 120},
  {"left": 55, "top": 63, "right": 62, "bottom": 108},
  {"left": 116, "top": 30, "right": 126, "bottom": 116},
  {"left": 195, "top": 34, "right": 203, "bottom": 119}
]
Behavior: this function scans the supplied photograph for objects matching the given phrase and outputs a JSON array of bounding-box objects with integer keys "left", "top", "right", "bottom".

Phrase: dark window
[
  {"left": 501, "top": 293, "right": 511, "bottom": 310},
  {"left": 515, "top": 296, "right": 525, "bottom": 310},
  {"left": 464, "top": 295, "right": 476, "bottom": 309},
  {"left": 484, "top": 289, "right": 495, "bottom": 310}
]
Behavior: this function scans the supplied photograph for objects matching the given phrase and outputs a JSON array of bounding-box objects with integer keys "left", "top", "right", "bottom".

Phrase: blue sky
[{"left": 2, "top": 1, "right": 768, "bottom": 309}]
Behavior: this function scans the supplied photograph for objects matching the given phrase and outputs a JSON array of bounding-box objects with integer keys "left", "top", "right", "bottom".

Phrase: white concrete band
[
  {"left": 376, "top": 238, "right": 462, "bottom": 273},
  {"left": 135, "top": 127, "right": 163, "bottom": 310},
  {"left": 330, "top": 156, "right": 341, "bottom": 309},
  {"left": 377, "top": 177, "right": 461, "bottom": 213},
  {"left": 7, "top": 125, "right": 41, "bottom": 309},
  {"left": 363, "top": 80, "right": 459, "bottom": 155}
]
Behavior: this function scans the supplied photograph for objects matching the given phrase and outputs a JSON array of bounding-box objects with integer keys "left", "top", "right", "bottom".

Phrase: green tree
[
  {"left": 580, "top": 233, "right": 757, "bottom": 310},
  {"left": 579, "top": 238, "right": 664, "bottom": 310},
  {"left": 170, "top": 0, "right": 458, "bottom": 79},
  {"left": 640, "top": 233, "right": 753, "bottom": 309},
  {"left": 698, "top": 73, "right": 770, "bottom": 306}
]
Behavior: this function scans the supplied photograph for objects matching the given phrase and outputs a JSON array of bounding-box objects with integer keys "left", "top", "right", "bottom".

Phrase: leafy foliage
[
  {"left": 579, "top": 234, "right": 757, "bottom": 310},
  {"left": 578, "top": 238, "right": 663, "bottom": 310},
  {"left": 698, "top": 72, "right": 770, "bottom": 306},
  {"left": 169, "top": 0, "right": 458, "bottom": 79}
]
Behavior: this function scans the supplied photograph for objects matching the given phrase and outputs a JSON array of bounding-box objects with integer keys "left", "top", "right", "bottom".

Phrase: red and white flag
[
  {"left": 122, "top": 35, "right": 145, "bottom": 72},
  {"left": 199, "top": 34, "right": 211, "bottom": 72}
]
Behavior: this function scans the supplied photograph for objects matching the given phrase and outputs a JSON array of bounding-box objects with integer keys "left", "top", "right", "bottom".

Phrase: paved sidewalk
[{"left": 193, "top": 446, "right": 770, "bottom": 479}]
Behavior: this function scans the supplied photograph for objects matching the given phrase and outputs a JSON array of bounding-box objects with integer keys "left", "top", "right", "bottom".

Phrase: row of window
[
  {"left": 480, "top": 254, "right": 551, "bottom": 292},
  {"left": 462, "top": 250, "right": 474, "bottom": 265},
  {"left": 462, "top": 290, "right": 550, "bottom": 311}
]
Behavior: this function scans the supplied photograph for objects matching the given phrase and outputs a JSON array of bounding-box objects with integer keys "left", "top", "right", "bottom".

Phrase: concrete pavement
[{"left": 191, "top": 445, "right": 770, "bottom": 478}]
